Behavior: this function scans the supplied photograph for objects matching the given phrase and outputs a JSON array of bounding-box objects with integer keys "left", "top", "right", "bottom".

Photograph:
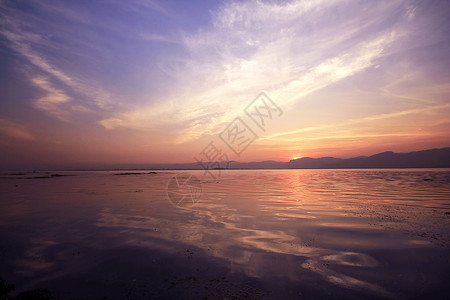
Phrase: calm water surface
[{"left": 0, "top": 169, "right": 449, "bottom": 299}]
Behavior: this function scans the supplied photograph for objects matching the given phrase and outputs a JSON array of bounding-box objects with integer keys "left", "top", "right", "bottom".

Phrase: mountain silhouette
[
  {"left": 55, "top": 147, "right": 449, "bottom": 170},
  {"left": 287, "top": 147, "right": 450, "bottom": 169}
]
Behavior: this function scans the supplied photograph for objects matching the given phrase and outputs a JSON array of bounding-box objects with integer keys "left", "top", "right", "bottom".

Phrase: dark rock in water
[
  {"left": 50, "top": 173, "right": 74, "bottom": 177},
  {"left": 0, "top": 276, "right": 15, "bottom": 298},
  {"left": 115, "top": 172, "right": 157, "bottom": 175},
  {"left": 445, "top": 212, "right": 450, "bottom": 215},
  {"left": 423, "top": 178, "right": 433, "bottom": 181},
  {"left": 30, "top": 173, "right": 75, "bottom": 179},
  {"left": 114, "top": 172, "right": 142, "bottom": 175},
  {"left": 0, "top": 276, "right": 52, "bottom": 299},
  {"left": 15, "top": 289, "right": 53, "bottom": 299}
]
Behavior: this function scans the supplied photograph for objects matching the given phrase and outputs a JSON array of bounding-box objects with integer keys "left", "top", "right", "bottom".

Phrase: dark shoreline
[{"left": 2, "top": 147, "right": 449, "bottom": 172}]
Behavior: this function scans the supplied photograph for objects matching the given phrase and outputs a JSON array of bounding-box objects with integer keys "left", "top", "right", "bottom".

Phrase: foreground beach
[{"left": 0, "top": 169, "right": 449, "bottom": 299}]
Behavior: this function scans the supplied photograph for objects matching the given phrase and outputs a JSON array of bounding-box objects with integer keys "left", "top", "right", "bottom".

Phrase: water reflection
[{"left": 0, "top": 169, "right": 449, "bottom": 298}]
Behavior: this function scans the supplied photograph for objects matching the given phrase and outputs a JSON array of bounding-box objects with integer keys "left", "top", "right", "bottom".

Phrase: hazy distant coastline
[
  {"left": 138, "top": 147, "right": 450, "bottom": 170},
  {"left": 15, "top": 147, "right": 448, "bottom": 171}
]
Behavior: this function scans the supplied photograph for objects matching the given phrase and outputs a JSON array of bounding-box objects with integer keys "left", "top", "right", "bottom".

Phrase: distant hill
[
  {"left": 288, "top": 147, "right": 450, "bottom": 169},
  {"left": 169, "top": 147, "right": 450, "bottom": 169},
  {"left": 145, "top": 147, "right": 450, "bottom": 170},
  {"left": 39, "top": 147, "right": 450, "bottom": 171}
]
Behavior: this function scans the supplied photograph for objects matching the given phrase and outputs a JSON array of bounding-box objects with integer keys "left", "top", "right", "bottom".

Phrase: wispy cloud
[
  {"left": 108, "top": 0, "right": 177, "bottom": 18},
  {"left": 99, "top": 0, "right": 403, "bottom": 144},
  {"left": 0, "top": 118, "right": 35, "bottom": 141},
  {"left": 264, "top": 103, "right": 450, "bottom": 141},
  {"left": 1, "top": 0, "right": 448, "bottom": 165},
  {"left": 0, "top": 3, "right": 114, "bottom": 117},
  {"left": 0, "top": 29, "right": 112, "bottom": 110},
  {"left": 99, "top": 118, "right": 124, "bottom": 130},
  {"left": 31, "top": 77, "right": 71, "bottom": 121}
]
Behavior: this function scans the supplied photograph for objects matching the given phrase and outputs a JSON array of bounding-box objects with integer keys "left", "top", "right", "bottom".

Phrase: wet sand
[{"left": 0, "top": 169, "right": 449, "bottom": 299}]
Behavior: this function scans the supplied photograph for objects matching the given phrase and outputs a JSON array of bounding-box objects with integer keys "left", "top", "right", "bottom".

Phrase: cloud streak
[
  {"left": 31, "top": 77, "right": 71, "bottom": 121},
  {"left": 0, "top": 3, "right": 114, "bottom": 118},
  {"left": 0, "top": 0, "right": 449, "bottom": 165},
  {"left": 265, "top": 103, "right": 450, "bottom": 141},
  {"left": 99, "top": 0, "right": 402, "bottom": 144},
  {"left": 0, "top": 118, "right": 35, "bottom": 141}
]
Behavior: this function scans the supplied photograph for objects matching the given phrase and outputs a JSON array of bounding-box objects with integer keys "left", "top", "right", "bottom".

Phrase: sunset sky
[{"left": 1, "top": 0, "right": 449, "bottom": 169}]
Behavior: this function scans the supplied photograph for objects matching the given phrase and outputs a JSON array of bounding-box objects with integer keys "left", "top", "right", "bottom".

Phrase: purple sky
[{"left": 0, "top": 0, "right": 449, "bottom": 169}]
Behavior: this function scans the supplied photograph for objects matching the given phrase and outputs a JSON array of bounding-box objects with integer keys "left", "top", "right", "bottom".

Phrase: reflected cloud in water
[{"left": 1, "top": 169, "right": 449, "bottom": 298}]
